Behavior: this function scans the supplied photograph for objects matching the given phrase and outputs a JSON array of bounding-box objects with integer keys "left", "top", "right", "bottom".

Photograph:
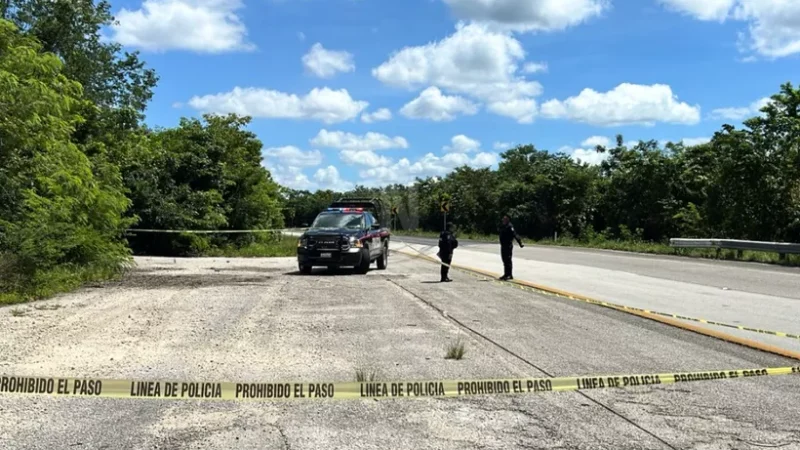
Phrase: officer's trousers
[
  {"left": 501, "top": 245, "right": 513, "bottom": 277},
  {"left": 440, "top": 252, "right": 452, "bottom": 280}
]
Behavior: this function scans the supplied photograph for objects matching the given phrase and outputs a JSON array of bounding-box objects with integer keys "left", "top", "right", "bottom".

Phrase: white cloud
[
  {"left": 710, "top": 97, "right": 772, "bottom": 120},
  {"left": 681, "top": 137, "right": 712, "bottom": 146},
  {"left": 359, "top": 151, "right": 500, "bottom": 186},
  {"left": 187, "top": 87, "right": 368, "bottom": 124},
  {"left": 310, "top": 129, "right": 409, "bottom": 152},
  {"left": 339, "top": 150, "right": 392, "bottom": 168},
  {"left": 523, "top": 62, "right": 548, "bottom": 73},
  {"left": 443, "top": 135, "right": 481, "bottom": 153},
  {"left": 263, "top": 146, "right": 323, "bottom": 167},
  {"left": 111, "top": 0, "right": 253, "bottom": 53},
  {"left": 442, "top": 0, "right": 609, "bottom": 32},
  {"left": 265, "top": 165, "right": 315, "bottom": 191},
  {"left": 581, "top": 136, "right": 611, "bottom": 148},
  {"left": 361, "top": 108, "right": 393, "bottom": 123},
  {"left": 558, "top": 146, "right": 609, "bottom": 166},
  {"left": 660, "top": 0, "right": 800, "bottom": 59},
  {"left": 540, "top": 83, "right": 701, "bottom": 126},
  {"left": 493, "top": 141, "right": 515, "bottom": 150},
  {"left": 302, "top": 43, "right": 355, "bottom": 78},
  {"left": 314, "top": 166, "right": 354, "bottom": 192},
  {"left": 399, "top": 87, "right": 480, "bottom": 122},
  {"left": 372, "top": 23, "right": 542, "bottom": 123}
]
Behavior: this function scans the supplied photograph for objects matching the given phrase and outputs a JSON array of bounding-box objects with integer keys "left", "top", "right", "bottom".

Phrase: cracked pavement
[{"left": 1, "top": 254, "right": 799, "bottom": 449}]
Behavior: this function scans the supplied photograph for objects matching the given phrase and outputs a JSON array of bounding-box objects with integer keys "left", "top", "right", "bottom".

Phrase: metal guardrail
[{"left": 670, "top": 238, "right": 800, "bottom": 259}]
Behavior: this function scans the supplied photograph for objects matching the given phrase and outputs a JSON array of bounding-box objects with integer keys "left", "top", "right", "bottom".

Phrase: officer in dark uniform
[
  {"left": 438, "top": 222, "right": 458, "bottom": 282},
  {"left": 499, "top": 215, "right": 523, "bottom": 280}
]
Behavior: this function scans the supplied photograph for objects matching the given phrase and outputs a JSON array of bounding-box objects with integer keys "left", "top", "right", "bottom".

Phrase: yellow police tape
[
  {"left": 2, "top": 367, "right": 798, "bottom": 401},
  {"left": 391, "top": 242, "right": 800, "bottom": 341}
]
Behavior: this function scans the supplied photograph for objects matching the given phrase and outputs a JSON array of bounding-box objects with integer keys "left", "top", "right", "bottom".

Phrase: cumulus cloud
[
  {"left": 338, "top": 150, "right": 392, "bottom": 168},
  {"left": 111, "top": 0, "right": 253, "bottom": 53},
  {"left": 311, "top": 130, "right": 408, "bottom": 169},
  {"left": 540, "top": 83, "right": 701, "bottom": 126},
  {"left": 361, "top": 108, "right": 393, "bottom": 123},
  {"left": 265, "top": 165, "right": 315, "bottom": 191},
  {"left": 263, "top": 146, "right": 323, "bottom": 167},
  {"left": 302, "top": 43, "right": 356, "bottom": 78},
  {"left": 372, "top": 23, "right": 542, "bottom": 123},
  {"left": 558, "top": 146, "right": 609, "bottom": 166},
  {"left": 659, "top": 0, "right": 800, "bottom": 59},
  {"left": 310, "top": 130, "right": 409, "bottom": 152},
  {"left": 399, "top": 87, "right": 480, "bottom": 122},
  {"left": 523, "top": 62, "right": 549, "bottom": 73},
  {"left": 314, "top": 166, "right": 354, "bottom": 192},
  {"left": 493, "top": 141, "right": 515, "bottom": 150},
  {"left": 187, "top": 87, "right": 368, "bottom": 124},
  {"left": 359, "top": 152, "right": 500, "bottom": 186},
  {"left": 681, "top": 137, "right": 712, "bottom": 146},
  {"left": 442, "top": 0, "right": 609, "bottom": 32},
  {"left": 443, "top": 135, "right": 481, "bottom": 153},
  {"left": 581, "top": 136, "right": 611, "bottom": 148},
  {"left": 710, "top": 97, "right": 772, "bottom": 120}
]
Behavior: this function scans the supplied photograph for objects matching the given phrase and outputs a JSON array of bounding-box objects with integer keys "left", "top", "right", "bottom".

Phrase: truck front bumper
[{"left": 297, "top": 247, "right": 364, "bottom": 267}]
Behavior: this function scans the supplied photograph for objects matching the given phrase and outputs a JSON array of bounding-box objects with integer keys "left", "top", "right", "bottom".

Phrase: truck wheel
[
  {"left": 355, "top": 247, "right": 371, "bottom": 274},
  {"left": 377, "top": 243, "right": 388, "bottom": 270},
  {"left": 299, "top": 263, "right": 312, "bottom": 274}
]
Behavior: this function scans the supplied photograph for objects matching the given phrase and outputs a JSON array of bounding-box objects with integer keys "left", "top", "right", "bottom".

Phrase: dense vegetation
[
  {"left": 0, "top": 2, "right": 282, "bottom": 303},
  {"left": 1, "top": 1, "right": 798, "bottom": 304}
]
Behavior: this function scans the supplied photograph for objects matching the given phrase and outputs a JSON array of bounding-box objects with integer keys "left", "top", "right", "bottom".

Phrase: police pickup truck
[{"left": 296, "top": 199, "right": 390, "bottom": 274}]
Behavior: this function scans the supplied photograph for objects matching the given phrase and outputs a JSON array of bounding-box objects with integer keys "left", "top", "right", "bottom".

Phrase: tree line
[
  {"left": 0, "top": 1, "right": 283, "bottom": 301},
  {"left": 283, "top": 83, "right": 800, "bottom": 244}
]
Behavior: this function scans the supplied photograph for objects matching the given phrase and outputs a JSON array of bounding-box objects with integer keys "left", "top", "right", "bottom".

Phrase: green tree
[
  {"left": 125, "top": 114, "right": 284, "bottom": 255},
  {"left": 0, "top": 19, "right": 132, "bottom": 299}
]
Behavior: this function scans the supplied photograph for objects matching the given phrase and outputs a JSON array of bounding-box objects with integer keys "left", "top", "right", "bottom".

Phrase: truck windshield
[{"left": 310, "top": 213, "right": 364, "bottom": 230}]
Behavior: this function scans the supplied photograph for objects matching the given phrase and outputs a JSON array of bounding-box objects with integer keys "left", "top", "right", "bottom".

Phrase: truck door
[{"left": 364, "top": 214, "right": 380, "bottom": 258}]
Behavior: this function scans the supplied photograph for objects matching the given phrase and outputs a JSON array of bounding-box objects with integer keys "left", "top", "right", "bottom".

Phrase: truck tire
[
  {"left": 377, "top": 243, "right": 388, "bottom": 270},
  {"left": 299, "top": 263, "right": 312, "bottom": 274},
  {"left": 355, "top": 247, "right": 371, "bottom": 274}
]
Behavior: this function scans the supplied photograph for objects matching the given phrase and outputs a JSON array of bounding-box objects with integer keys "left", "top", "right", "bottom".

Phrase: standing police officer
[
  {"left": 499, "top": 215, "right": 523, "bottom": 280},
  {"left": 438, "top": 222, "right": 458, "bottom": 282}
]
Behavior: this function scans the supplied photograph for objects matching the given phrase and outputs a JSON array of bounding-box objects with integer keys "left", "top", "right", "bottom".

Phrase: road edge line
[{"left": 391, "top": 247, "right": 800, "bottom": 362}]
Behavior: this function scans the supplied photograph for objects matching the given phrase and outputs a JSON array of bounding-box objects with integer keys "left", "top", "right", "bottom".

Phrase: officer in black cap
[
  {"left": 499, "top": 215, "right": 523, "bottom": 280},
  {"left": 438, "top": 222, "right": 458, "bottom": 282}
]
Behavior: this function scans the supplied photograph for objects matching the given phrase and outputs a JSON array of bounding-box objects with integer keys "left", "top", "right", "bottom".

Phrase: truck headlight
[
  {"left": 298, "top": 237, "right": 308, "bottom": 247},
  {"left": 349, "top": 236, "right": 363, "bottom": 248}
]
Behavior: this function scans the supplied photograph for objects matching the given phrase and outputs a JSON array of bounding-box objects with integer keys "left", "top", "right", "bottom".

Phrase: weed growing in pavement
[
  {"left": 33, "top": 303, "right": 62, "bottom": 311},
  {"left": 445, "top": 339, "right": 466, "bottom": 360},
  {"left": 355, "top": 367, "right": 379, "bottom": 382},
  {"left": 9, "top": 308, "right": 26, "bottom": 317}
]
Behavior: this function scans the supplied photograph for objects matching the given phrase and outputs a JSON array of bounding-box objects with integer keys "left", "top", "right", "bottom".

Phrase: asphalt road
[
  {"left": 392, "top": 236, "right": 800, "bottom": 354},
  {"left": 1, "top": 254, "right": 799, "bottom": 449}
]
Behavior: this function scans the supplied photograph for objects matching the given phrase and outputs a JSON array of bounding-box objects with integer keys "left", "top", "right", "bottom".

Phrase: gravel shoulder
[{"left": 1, "top": 254, "right": 798, "bottom": 449}]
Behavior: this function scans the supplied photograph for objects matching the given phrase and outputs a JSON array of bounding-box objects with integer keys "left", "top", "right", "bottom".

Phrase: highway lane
[
  {"left": 391, "top": 238, "right": 800, "bottom": 354},
  {"left": 394, "top": 235, "right": 800, "bottom": 300},
  {"left": 2, "top": 254, "right": 798, "bottom": 449}
]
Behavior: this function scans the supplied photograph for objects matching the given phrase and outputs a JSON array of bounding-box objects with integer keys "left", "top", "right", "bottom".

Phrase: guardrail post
[
  {"left": 736, "top": 249, "right": 743, "bottom": 259},
  {"left": 779, "top": 253, "right": 787, "bottom": 261}
]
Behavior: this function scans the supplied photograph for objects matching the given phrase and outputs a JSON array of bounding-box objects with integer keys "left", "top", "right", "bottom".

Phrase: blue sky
[{"left": 107, "top": 0, "right": 800, "bottom": 191}]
